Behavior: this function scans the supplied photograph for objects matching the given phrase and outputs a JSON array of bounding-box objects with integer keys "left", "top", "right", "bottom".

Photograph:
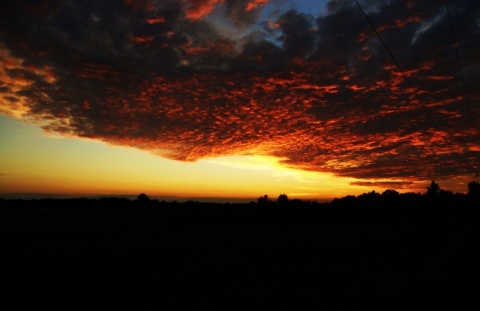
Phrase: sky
[{"left": 0, "top": 0, "right": 479, "bottom": 201}]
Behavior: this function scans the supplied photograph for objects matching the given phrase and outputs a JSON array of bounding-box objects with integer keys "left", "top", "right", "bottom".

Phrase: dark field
[{"left": 1, "top": 199, "right": 479, "bottom": 309}]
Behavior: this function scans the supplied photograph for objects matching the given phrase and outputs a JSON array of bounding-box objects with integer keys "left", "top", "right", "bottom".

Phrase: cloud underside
[{"left": 0, "top": 0, "right": 479, "bottom": 182}]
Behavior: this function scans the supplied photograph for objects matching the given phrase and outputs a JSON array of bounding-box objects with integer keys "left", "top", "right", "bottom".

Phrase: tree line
[{"left": 1, "top": 180, "right": 478, "bottom": 215}]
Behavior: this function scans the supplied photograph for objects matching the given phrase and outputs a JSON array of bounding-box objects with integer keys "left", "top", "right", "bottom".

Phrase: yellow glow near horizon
[
  {"left": 0, "top": 115, "right": 426, "bottom": 200},
  {"left": 201, "top": 155, "right": 369, "bottom": 198}
]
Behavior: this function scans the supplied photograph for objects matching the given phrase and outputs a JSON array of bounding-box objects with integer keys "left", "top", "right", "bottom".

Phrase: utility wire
[
  {"left": 353, "top": 0, "right": 438, "bottom": 129},
  {"left": 445, "top": 0, "right": 474, "bottom": 124},
  {"left": 353, "top": 0, "right": 456, "bottom": 154},
  {"left": 445, "top": 0, "right": 478, "bottom": 178}
]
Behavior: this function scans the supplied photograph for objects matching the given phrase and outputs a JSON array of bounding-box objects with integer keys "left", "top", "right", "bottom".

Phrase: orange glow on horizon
[{"left": 0, "top": 116, "right": 431, "bottom": 200}]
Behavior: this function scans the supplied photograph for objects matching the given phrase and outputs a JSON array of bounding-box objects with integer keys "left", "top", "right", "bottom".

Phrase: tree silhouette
[
  {"left": 468, "top": 181, "right": 480, "bottom": 206},
  {"left": 426, "top": 181, "right": 440, "bottom": 196},
  {"left": 277, "top": 193, "right": 289, "bottom": 206},
  {"left": 137, "top": 193, "right": 151, "bottom": 203},
  {"left": 468, "top": 181, "right": 480, "bottom": 197},
  {"left": 257, "top": 194, "right": 271, "bottom": 206},
  {"left": 382, "top": 189, "right": 399, "bottom": 197}
]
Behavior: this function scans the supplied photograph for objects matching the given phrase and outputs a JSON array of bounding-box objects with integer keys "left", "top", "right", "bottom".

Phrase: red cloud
[
  {"left": 133, "top": 36, "right": 155, "bottom": 43},
  {"left": 1, "top": 0, "right": 479, "bottom": 185},
  {"left": 183, "top": 0, "right": 223, "bottom": 20},
  {"left": 147, "top": 17, "right": 166, "bottom": 24},
  {"left": 245, "top": 0, "right": 269, "bottom": 12}
]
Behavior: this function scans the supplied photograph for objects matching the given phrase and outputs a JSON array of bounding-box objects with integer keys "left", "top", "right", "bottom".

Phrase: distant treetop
[
  {"left": 137, "top": 193, "right": 151, "bottom": 203},
  {"left": 426, "top": 181, "right": 440, "bottom": 196}
]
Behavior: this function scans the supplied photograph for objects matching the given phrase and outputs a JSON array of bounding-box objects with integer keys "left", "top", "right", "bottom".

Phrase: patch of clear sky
[{"left": 205, "top": 0, "right": 329, "bottom": 46}]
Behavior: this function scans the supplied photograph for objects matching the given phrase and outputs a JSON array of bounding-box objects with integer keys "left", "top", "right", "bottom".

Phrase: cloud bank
[{"left": 0, "top": 0, "right": 479, "bottom": 182}]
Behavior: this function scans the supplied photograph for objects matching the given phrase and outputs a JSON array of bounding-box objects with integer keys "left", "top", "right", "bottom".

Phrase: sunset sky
[{"left": 0, "top": 0, "right": 479, "bottom": 201}]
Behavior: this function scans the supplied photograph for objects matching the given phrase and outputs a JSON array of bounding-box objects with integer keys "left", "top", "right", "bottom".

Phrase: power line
[
  {"left": 353, "top": 0, "right": 456, "bottom": 154},
  {"left": 444, "top": 0, "right": 478, "bottom": 179},
  {"left": 353, "top": 0, "right": 438, "bottom": 129},
  {"left": 445, "top": 0, "right": 474, "bottom": 124}
]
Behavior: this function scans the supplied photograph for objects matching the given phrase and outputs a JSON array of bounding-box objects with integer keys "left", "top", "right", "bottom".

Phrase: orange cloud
[
  {"left": 183, "top": 0, "right": 223, "bottom": 20},
  {"left": 378, "top": 16, "right": 421, "bottom": 32},
  {"left": 147, "top": 17, "right": 166, "bottom": 24},
  {"left": 0, "top": 0, "right": 478, "bottom": 185},
  {"left": 245, "top": 0, "right": 269, "bottom": 12},
  {"left": 133, "top": 36, "right": 155, "bottom": 43}
]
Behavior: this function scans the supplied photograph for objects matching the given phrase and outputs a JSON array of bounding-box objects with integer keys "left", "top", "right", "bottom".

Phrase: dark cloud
[
  {"left": 224, "top": 0, "right": 266, "bottom": 28},
  {"left": 350, "top": 181, "right": 414, "bottom": 189},
  {"left": 0, "top": 0, "right": 479, "bottom": 185},
  {"left": 277, "top": 10, "right": 316, "bottom": 58}
]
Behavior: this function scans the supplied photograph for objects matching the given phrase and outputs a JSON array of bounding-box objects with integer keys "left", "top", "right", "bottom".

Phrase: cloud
[
  {"left": 223, "top": 0, "right": 269, "bottom": 28},
  {"left": 0, "top": 0, "right": 479, "bottom": 184},
  {"left": 184, "top": 0, "right": 223, "bottom": 20},
  {"left": 245, "top": 0, "right": 269, "bottom": 12},
  {"left": 350, "top": 181, "right": 415, "bottom": 189},
  {"left": 182, "top": 0, "right": 269, "bottom": 27},
  {"left": 277, "top": 10, "right": 316, "bottom": 58}
]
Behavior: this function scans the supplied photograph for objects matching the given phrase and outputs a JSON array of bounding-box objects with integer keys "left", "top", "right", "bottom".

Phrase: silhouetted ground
[{"left": 1, "top": 198, "right": 479, "bottom": 309}]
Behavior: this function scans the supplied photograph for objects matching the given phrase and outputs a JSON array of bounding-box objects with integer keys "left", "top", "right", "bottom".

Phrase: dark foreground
[{"left": 1, "top": 199, "right": 479, "bottom": 309}]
